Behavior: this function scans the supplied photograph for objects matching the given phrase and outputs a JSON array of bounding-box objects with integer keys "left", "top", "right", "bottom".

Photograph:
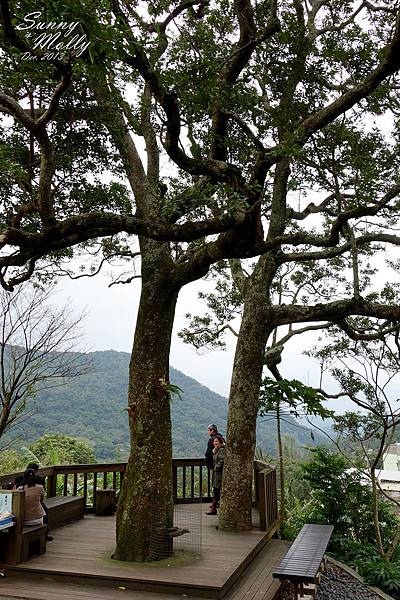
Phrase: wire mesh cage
[
  {"left": 149, "top": 494, "right": 202, "bottom": 561},
  {"left": 172, "top": 501, "right": 202, "bottom": 558}
]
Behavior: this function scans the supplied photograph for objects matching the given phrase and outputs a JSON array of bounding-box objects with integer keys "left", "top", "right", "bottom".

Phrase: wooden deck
[{"left": 0, "top": 505, "right": 288, "bottom": 600}]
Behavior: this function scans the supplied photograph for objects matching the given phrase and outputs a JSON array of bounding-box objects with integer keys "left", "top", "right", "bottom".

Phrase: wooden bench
[
  {"left": 0, "top": 491, "right": 85, "bottom": 565},
  {"left": 0, "top": 490, "right": 48, "bottom": 565},
  {"left": 22, "top": 524, "right": 46, "bottom": 562},
  {"left": 273, "top": 523, "right": 334, "bottom": 599},
  {"left": 45, "top": 495, "right": 85, "bottom": 529}
]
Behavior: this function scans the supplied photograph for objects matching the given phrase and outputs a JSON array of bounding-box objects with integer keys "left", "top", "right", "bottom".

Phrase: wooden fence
[{"left": 0, "top": 458, "right": 278, "bottom": 534}]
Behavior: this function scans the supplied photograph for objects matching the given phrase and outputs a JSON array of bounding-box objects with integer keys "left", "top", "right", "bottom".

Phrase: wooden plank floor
[
  {"left": 0, "top": 505, "right": 287, "bottom": 599},
  {"left": 0, "top": 539, "right": 289, "bottom": 600}
]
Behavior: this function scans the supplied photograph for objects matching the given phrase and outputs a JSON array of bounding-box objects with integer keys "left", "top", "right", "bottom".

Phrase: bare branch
[{"left": 0, "top": 286, "right": 89, "bottom": 439}]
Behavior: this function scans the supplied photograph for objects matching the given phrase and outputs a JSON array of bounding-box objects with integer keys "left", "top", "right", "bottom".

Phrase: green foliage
[
  {"left": 258, "top": 377, "right": 333, "bottom": 420},
  {"left": 361, "top": 559, "right": 400, "bottom": 598},
  {"left": 332, "top": 538, "right": 379, "bottom": 566},
  {"left": 325, "top": 537, "right": 400, "bottom": 599},
  {"left": 0, "top": 449, "right": 25, "bottom": 474},
  {"left": 350, "top": 556, "right": 400, "bottom": 599},
  {"left": 158, "top": 378, "right": 183, "bottom": 402},
  {"left": 29, "top": 433, "right": 95, "bottom": 465},
  {"left": 281, "top": 447, "right": 400, "bottom": 598},
  {"left": 298, "top": 448, "right": 400, "bottom": 553}
]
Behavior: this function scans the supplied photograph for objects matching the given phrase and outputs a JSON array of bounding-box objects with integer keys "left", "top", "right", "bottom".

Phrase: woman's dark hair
[
  {"left": 27, "top": 462, "right": 39, "bottom": 473},
  {"left": 214, "top": 435, "right": 225, "bottom": 444},
  {"left": 23, "top": 468, "right": 37, "bottom": 488}
]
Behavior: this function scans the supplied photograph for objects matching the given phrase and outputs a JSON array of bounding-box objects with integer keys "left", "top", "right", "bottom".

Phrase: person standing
[
  {"left": 205, "top": 424, "right": 218, "bottom": 471},
  {"left": 206, "top": 435, "right": 225, "bottom": 515}
]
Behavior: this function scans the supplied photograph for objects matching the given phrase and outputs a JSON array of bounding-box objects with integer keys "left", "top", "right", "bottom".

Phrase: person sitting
[
  {"left": 14, "top": 462, "right": 45, "bottom": 489},
  {"left": 206, "top": 435, "right": 225, "bottom": 515},
  {"left": 14, "top": 463, "right": 53, "bottom": 540},
  {"left": 17, "top": 468, "right": 46, "bottom": 526}
]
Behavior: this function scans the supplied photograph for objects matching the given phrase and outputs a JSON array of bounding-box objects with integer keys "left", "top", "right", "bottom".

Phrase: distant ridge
[{"left": 10, "top": 349, "right": 324, "bottom": 460}]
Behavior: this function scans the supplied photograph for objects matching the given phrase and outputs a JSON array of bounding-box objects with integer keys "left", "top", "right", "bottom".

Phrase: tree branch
[
  {"left": 276, "top": 322, "right": 333, "bottom": 346},
  {"left": 273, "top": 297, "right": 400, "bottom": 328},
  {"left": 36, "top": 71, "right": 72, "bottom": 129}
]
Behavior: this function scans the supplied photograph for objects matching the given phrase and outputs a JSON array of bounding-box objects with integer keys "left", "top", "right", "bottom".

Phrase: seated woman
[{"left": 17, "top": 468, "right": 46, "bottom": 526}]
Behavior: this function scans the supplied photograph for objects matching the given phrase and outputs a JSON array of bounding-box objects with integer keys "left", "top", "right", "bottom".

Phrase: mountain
[{"left": 11, "top": 350, "right": 325, "bottom": 460}]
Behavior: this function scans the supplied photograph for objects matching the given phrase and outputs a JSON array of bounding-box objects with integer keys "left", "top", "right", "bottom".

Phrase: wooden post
[
  {"left": 95, "top": 489, "right": 116, "bottom": 516},
  {"left": 172, "top": 465, "right": 177, "bottom": 502},
  {"left": 47, "top": 468, "right": 57, "bottom": 498},
  {"left": 2, "top": 490, "right": 24, "bottom": 565},
  {"left": 254, "top": 466, "right": 259, "bottom": 506},
  {"left": 257, "top": 471, "right": 267, "bottom": 531}
]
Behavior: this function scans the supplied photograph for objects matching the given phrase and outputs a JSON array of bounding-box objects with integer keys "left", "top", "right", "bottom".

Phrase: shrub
[{"left": 359, "top": 559, "right": 400, "bottom": 599}]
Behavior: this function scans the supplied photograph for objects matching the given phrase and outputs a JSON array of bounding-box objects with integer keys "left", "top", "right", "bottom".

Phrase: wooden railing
[
  {"left": 253, "top": 460, "right": 279, "bottom": 532},
  {"left": 0, "top": 458, "right": 278, "bottom": 534}
]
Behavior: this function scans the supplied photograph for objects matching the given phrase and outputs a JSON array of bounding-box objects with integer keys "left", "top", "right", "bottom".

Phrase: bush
[
  {"left": 29, "top": 433, "right": 95, "bottom": 465},
  {"left": 359, "top": 559, "right": 400, "bottom": 599},
  {"left": 0, "top": 449, "right": 25, "bottom": 475},
  {"left": 299, "top": 447, "right": 400, "bottom": 552},
  {"left": 329, "top": 537, "right": 379, "bottom": 565}
]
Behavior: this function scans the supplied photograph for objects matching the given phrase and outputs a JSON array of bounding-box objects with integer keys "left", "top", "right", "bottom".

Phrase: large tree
[
  {"left": 181, "top": 13, "right": 400, "bottom": 529},
  {"left": 1, "top": 0, "right": 400, "bottom": 559}
]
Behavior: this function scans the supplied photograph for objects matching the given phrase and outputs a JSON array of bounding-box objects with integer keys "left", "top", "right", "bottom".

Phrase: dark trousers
[{"left": 213, "top": 487, "right": 221, "bottom": 504}]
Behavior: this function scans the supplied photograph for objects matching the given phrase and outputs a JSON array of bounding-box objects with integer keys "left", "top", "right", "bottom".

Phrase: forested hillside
[{"left": 11, "top": 350, "right": 324, "bottom": 460}]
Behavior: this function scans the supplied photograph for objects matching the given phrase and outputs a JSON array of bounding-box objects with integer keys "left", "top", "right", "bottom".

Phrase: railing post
[
  {"left": 47, "top": 468, "right": 57, "bottom": 498},
  {"left": 257, "top": 471, "right": 267, "bottom": 531},
  {"left": 268, "top": 468, "right": 278, "bottom": 525},
  {"left": 172, "top": 464, "right": 177, "bottom": 502},
  {"left": 254, "top": 466, "right": 260, "bottom": 506}
]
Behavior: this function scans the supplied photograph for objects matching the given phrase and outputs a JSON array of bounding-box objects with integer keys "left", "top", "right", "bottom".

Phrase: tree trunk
[
  {"left": 114, "top": 240, "right": 178, "bottom": 562},
  {"left": 219, "top": 260, "right": 274, "bottom": 531},
  {"left": 0, "top": 401, "right": 10, "bottom": 438},
  {"left": 370, "top": 469, "right": 384, "bottom": 558},
  {"left": 276, "top": 404, "right": 285, "bottom": 525}
]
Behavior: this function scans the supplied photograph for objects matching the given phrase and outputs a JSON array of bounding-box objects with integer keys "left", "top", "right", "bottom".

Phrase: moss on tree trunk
[
  {"left": 219, "top": 270, "right": 273, "bottom": 532},
  {"left": 113, "top": 241, "right": 178, "bottom": 562}
]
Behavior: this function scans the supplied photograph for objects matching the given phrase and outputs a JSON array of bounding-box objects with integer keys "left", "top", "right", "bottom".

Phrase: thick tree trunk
[
  {"left": 219, "top": 161, "right": 290, "bottom": 532},
  {"left": 219, "top": 262, "right": 274, "bottom": 531},
  {"left": 114, "top": 241, "right": 178, "bottom": 562}
]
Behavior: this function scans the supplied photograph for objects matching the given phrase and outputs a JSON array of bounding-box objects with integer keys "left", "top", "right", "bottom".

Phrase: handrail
[{"left": 0, "top": 457, "right": 278, "bottom": 535}]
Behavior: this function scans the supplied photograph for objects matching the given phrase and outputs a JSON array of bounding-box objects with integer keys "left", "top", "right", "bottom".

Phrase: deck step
[{"left": 0, "top": 573, "right": 212, "bottom": 600}]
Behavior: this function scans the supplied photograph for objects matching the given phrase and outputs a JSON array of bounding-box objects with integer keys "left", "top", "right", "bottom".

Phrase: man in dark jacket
[{"left": 205, "top": 424, "right": 218, "bottom": 470}]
